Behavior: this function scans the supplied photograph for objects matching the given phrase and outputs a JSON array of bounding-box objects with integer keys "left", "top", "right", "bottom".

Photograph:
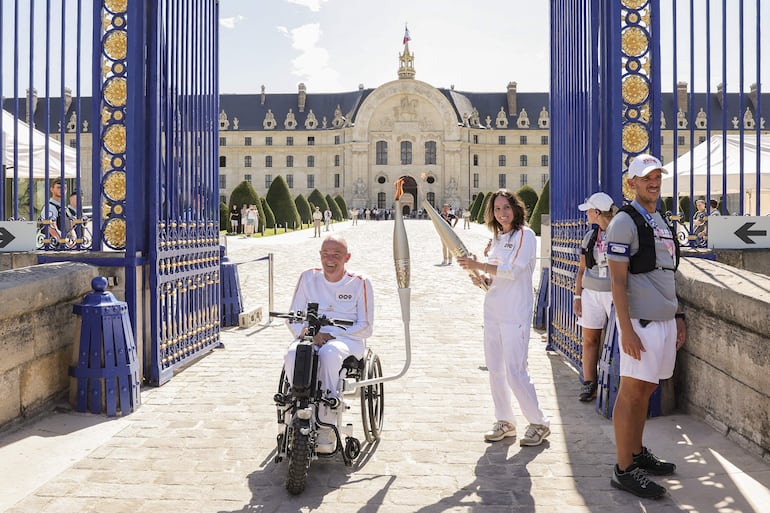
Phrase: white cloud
[
  {"left": 286, "top": 0, "right": 328, "bottom": 12},
  {"left": 288, "top": 23, "right": 338, "bottom": 88},
  {"left": 276, "top": 26, "right": 289, "bottom": 36},
  {"left": 220, "top": 15, "right": 246, "bottom": 29}
]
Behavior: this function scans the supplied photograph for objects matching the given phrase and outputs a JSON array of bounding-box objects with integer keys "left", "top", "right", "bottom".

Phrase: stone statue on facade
[
  {"left": 263, "top": 109, "right": 276, "bottom": 129},
  {"left": 538, "top": 106, "right": 549, "bottom": 128},
  {"left": 496, "top": 107, "right": 508, "bottom": 128}
]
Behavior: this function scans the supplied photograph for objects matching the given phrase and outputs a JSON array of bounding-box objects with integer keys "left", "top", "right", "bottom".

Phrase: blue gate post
[{"left": 70, "top": 276, "right": 141, "bottom": 416}]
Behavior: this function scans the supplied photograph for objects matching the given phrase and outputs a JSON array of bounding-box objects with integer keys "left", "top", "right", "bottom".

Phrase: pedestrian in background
[
  {"left": 574, "top": 192, "right": 617, "bottom": 402},
  {"left": 312, "top": 206, "right": 323, "bottom": 237},
  {"left": 457, "top": 189, "right": 550, "bottom": 447},
  {"left": 229, "top": 205, "right": 241, "bottom": 235},
  {"left": 438, "top": 204, "right": 458, "bottom": 265}
]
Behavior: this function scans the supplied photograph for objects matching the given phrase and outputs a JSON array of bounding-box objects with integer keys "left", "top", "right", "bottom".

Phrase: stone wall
[
  {"left": 0, "top": 262, "right": 98, "bottom": 429},
  {"left": 675, "top": 258, "right": 770, "bottom": 458}
]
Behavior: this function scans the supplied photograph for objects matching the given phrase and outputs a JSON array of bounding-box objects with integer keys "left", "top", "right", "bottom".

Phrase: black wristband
[{"left": 675, "top": 312, "right": 686, "bottom": 320}]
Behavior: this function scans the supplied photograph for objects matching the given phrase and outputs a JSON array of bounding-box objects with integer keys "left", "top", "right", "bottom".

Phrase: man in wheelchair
[{"left": 283, "top": 235, "right": 374, "bottom": 454}]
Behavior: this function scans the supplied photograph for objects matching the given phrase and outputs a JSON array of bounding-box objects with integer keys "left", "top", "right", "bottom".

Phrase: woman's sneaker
[
  {"left": 579, "top": 381, "right": 598, "bottom": 402},
  {"left": 633, "top": 446, "right": 676, "bottom": 475},
  {"left": 611, "top": 463, "right": 666, "bottom": 499},
  {"left": 484, "top": 421, "right": 516, "bottom": 442},
  {"left": 519, "top": 424, "right": 550, "bottom": 446}
]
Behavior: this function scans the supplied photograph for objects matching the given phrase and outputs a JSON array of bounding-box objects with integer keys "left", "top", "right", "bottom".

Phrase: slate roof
[{"left": 4, "top": 89, "right": 767, "bottom": 134}]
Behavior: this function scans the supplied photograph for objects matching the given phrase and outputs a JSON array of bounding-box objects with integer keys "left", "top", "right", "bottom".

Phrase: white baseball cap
[
  {"left": 627, "top": 153, "right": 668, "bottom": 178},
  {"left": 578, "top": 192, "right": 615, "bottom": 212}
]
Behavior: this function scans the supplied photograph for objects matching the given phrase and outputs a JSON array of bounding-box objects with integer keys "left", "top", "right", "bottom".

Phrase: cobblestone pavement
[{"left": 2, "top": 219, "right": 769, "bottom": 513}]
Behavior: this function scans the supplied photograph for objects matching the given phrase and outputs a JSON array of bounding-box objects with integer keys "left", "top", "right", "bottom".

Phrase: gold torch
[
  {"left": 422, "top": 200, "right": 489, "bottom": 291},
  {"left": 347, "top": 179, "right": 412, "bottom": 391}
]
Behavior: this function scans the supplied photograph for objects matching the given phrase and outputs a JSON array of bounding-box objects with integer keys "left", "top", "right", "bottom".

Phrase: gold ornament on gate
[
  {"left": 622, "top": 74, "right": 649, "bottom": 105},
  {"left": 621, "top": 27, "right": 648, "bottom": 57},
  {"left": 622, "top": 123, "right": 649, "bottom": 154}
]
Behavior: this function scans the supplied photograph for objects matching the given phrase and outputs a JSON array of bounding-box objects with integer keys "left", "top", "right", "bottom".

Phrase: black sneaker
[
  {"left": 611, "top": 464, "right": 666, "bottom": 499},
  {"left": 579, "top": 381, "right": 597, "bottom": 402},
  {"left": 634, "top": 446, "right": 676, "bottom": 475}
]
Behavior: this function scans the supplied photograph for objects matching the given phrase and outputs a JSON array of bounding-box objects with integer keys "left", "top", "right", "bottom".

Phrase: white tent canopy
[
  {"left": 1, "top": 108, "right": 77, "bottom": 178},
  {"left": 661, "top": 134, "right": 770, "bottom": 196}
]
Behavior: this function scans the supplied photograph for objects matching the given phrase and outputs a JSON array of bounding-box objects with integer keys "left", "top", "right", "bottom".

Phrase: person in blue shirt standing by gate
[
  {"left": 574, "top": 192, "right": 617, "bottom": 402},
  {"left": 606, "top": 153, "right": 687, "bottom": 499}
]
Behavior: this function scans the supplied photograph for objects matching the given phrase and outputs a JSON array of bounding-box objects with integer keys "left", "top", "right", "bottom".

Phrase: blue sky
[
  {"left": 218, "top": 0, "right": 551, "bottom": 94},
  {"left": 1, "top": 1, "right": 767, "bottom": 98}
]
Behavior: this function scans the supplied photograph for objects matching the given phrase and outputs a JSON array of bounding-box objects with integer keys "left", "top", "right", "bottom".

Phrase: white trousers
[
  {"left": 284, "top": 338, "right": 366, "bottom": 424},
  {"left": 483, "top": 319, "right": 549, "bottom": 427}
]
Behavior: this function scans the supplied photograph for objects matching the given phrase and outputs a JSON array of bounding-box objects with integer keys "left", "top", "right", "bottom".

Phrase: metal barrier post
[{"left": 260, "top": 252, "right": 276, "bottom": 326}]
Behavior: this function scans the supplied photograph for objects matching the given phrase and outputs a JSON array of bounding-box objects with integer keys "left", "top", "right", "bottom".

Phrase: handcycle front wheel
[
  {"left": 285, "top": 418, "right": 312, "bottom": 495},
  {"left": 360, "top": 351, "right": 384, "bottom": 443}
]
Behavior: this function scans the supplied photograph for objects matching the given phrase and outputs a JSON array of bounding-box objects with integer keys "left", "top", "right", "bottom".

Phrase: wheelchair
[{"left": 271, "top": 303, "right": 385, "bottom": 495}]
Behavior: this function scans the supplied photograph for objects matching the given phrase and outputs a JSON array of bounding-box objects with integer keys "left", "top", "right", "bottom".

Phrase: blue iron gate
[
  {"left": 548, "top": 0, "right": 767, "bottom": 370},
  {"left": 141, "top": 0, "right": 221, "bottom": 385},
  {"left": 2, "top": 1, "right": 220, "bottom": 386}
]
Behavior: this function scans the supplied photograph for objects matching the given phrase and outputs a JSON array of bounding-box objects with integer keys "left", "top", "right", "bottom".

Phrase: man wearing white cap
[
  {"left": 574, "top": 192, "right": 617, "bottom": 402},
  {"left": 605, "top": 153, "right": 687, "bottom": 499}
]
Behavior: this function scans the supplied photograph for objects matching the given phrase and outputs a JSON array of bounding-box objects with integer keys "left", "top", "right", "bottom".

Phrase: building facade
[{"left": 216, "top": 42, "right": 550, "bottom": 214}]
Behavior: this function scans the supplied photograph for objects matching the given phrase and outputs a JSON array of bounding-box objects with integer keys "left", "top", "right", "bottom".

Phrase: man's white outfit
[
  {"left": 324, "top": 209, "right": 332, "bottom": 231},
  {"left": 284, "top": 268, "right": 374, "bottom": 426},
  {"left": 483, "top": 227, "right": 549, "bottom": 428}
]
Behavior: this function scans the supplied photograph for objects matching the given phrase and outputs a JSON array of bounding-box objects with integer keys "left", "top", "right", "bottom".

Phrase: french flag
[{"left": 403, "top": 26, "right": 411, "bottom": 44}]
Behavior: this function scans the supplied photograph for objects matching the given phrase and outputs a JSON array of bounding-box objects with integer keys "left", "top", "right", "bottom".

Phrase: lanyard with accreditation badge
[{"left": 630, "top": 200, "right": 676, "bottom": 261}]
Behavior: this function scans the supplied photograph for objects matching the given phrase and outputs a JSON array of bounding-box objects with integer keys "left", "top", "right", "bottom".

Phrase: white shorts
[
  {"left": 617, "top": 318, "right": 677, "bottom": 383},
  {"left": 578, "top": 289, "right": 613, "bottom": 329}
]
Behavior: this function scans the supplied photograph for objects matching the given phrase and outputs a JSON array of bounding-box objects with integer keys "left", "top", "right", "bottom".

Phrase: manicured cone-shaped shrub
[
  {"left": 663, "top": 196, "right": 674, "bottom": 214},
  {"left": 325, "top": 194, "right": 343, "bottom": 221},
  {"left": 307, "top": 189, "right": 329, "bottom": 212},
  {"left": 260, "top": 197, "right": 276, "bottom": 229},
  {"left": 266, "top": 175, "right": 301, "bottom": 229},
  {"left": 469, "top": 192, "right": 484, "bottom": 223},
  {"left": 295, "top": 194, "right": 312, "bottom": 226},
  {"left": 476, "top": 191, "right": 493, "bottom": 224},
  {"left": 516, "top": 185, "right": 539, "bottom": 219},
  {"left": 229, "top": 181, "right": 259, "bottom": 214},
  {"left": 229, "top": 181, "right": 265, "bottom": 232},
  {"left": 529, "top": 179, "right": 550, "bottom": 236},
  {"left": 219, "top": 202, "right": 229, "bottom": 232},
  {"left": 678, "top": 195, "right": 691, "bottom": 219},
  {"left": 334, "top": 194, "right": 348, "bottom": 220}
]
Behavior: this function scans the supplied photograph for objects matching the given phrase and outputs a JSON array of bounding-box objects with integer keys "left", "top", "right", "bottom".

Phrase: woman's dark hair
[{"left": 485, "top": 188, "right": 528, "bottom": 238}]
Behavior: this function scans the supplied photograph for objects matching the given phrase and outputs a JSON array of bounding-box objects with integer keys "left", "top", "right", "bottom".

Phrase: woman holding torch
[{"left": 457, "top": 189, "right": 550, "bottom": 446}]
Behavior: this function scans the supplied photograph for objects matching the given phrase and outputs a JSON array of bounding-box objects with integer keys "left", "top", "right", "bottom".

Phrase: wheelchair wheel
[
  {"left": 286, "top": 417, "right": 312, "bottom": 495},
  {"left": 360, "top": 351, "right": 384, "bottom": 443},
  {"left": 277, "top": 368, "right": 290, "bottom": 397}
]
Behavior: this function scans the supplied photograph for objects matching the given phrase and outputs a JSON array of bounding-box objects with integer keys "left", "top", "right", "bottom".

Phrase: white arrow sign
[
  {"left": 708, "top": 216, "right": 770, "bottom": 249},
  {"left": 0, "top": 221, "right": 37, "bottom": 252}
]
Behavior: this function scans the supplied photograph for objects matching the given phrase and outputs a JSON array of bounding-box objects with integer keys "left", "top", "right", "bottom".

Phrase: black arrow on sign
[
  {"left": 734, "top": 222, "right": 767, "bottom": 244},
  {"left": 0, "top": 227, "right": 16, "bottom": 249}
]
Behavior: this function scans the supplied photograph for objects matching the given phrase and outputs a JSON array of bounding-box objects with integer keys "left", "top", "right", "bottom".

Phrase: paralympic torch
[
  {"left": 422, "top": 200, "right": 489, "bottom": 291},
  {"left": 346, "top": 179, "right": 412, "bottom": 391}
]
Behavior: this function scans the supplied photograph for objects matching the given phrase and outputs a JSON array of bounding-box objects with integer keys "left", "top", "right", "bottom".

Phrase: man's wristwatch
[{"left": 675, "top": 312, "right": 686, "bottom": 320}]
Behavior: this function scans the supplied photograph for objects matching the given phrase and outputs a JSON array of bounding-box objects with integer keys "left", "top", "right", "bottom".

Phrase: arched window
[
  {"left": 376, "top": 141, "right": 388, "bottom": 165},
  {"left": 426, "top": 191, "right": 435, "bottom": 207},
  {"left": 400, "top": 141, "right": 412, "bottom": 165},
  {"left": 244, "top": 156, "right": 252, "bottom": 167},
  {"left": 498, "top": 155, "right": 506, "bottom": 167},
  {"left": 265, "top": 156, "right": 273, "bottom": 168},
  {"left": 520, "top": 155, "right": 528, "bottom": 166},
  {"left": 424, "top": 141, "right": 437, "bottom": 165},
  {"left": 377, "top": 192, "right": 386, "bottom": 209}
]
